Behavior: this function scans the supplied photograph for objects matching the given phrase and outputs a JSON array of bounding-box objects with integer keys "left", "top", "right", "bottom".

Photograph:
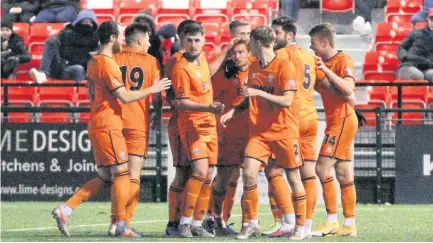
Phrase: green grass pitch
[{"left": 1, "top": 202, "right": 433, "bottom": 241}]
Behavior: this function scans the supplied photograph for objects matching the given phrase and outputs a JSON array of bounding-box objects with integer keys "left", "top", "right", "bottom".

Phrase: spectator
[
  {"left": 29, "top": 9, "right": 98, "bottom": 83},
  {"left": 352, "top": 0, "right": 377, "bottom": 36},
  {"left": 397, "top": 8, "right": 433, "bottom": 83},
  {"left": 1, "top": 17, "right": 31, "bottom": 78},
  {"left": 1, "top": 0, "right": 40, "bottom": 23},
  {"left": 33, "top": 0, "right": 78, "bottom": 23},
  {"left": 147, "top": 23, "right": 180, "bottom": 72},
  {"left": 411, "top": 0, "right": 433, "bottom": 25}
]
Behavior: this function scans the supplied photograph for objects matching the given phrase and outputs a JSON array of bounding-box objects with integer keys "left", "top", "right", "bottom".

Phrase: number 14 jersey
[{"left": 114, "top": 46, "right": 161, "bottom": 132}]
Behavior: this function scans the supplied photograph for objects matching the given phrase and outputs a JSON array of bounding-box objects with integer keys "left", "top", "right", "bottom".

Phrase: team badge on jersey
[
  {"left": 119, "top": 152, "right": 126, "bottom": 160},
  {"left": 177, "top": 87, "right": 185, "bottom": 97},
  {"left": 201, "top": 81, "right": 209, "bottom": 91},
  {"left": 193, "top": 148, "right": 200, "bottom": 155},
  {"left": 268, "top": 74, "right": 275, "bottom": 83},
  {"left": 287, "top": 80, "right": 296, "bottom": 89}
]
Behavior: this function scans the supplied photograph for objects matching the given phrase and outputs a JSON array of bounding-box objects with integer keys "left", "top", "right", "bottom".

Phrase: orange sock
[
  {"left": 222, "top": 182, "right": 237, "bottom": 223},
  {"left": 126, "top": 179, "right": 140, "bottom": 227},
  {"left": 182, "top": 175, "right": 205, "bottom": 218},
  {"left": 243, "top": 184, "right": 259, "bottom": 221},
  {"left": 341, "top": 181, "right": 356, "bottom": 218},
  {"left": 293, "top": 192, "right": 307, "bottom": 226},
  {"left": 168, "top": 184, "right": 183, "bottom": 223},
  {"left": 321, "top": 176, "right": 338, "bottom": 216},
  {"left": 302, "top": 176, "right": 318, "bottom": 220},
  {"left": 111, "top": 171, "right": 131, "bottom": 222},
  {"left": 241, "top": 195, "right": 249, "bottom": 224},
  {"left": 269, "top": 173, "right": 294, "bottom": 214},
  {"left": 193, "top": 180, "right": 212, "bottom": 221},
  {"left": 65, "top": 177, "right": 108, "bottom": 209},
  {"left": 268, "top": 183, "right": 282, "bottom": 222}
]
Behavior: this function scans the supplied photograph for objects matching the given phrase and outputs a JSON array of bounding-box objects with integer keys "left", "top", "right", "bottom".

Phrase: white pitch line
[{"left": 2, "top": 214, "right": 250, "bottom": 232}]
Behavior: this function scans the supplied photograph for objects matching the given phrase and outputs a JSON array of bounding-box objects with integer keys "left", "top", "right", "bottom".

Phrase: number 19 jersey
[{"left": 114, "top": 46, "right": 161, "bottom": 132}]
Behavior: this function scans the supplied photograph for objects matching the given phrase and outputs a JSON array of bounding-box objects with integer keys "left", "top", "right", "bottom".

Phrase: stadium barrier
[{"left": 1, "top": 82, "right": 432, "bottom": 203}]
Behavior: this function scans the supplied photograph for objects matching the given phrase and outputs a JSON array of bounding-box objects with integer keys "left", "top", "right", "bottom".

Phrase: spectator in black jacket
[
  {"left": 33, "top": 0, "right": 78, "bottom": 23},
  {"left": 397, "top": 8, "right": 433, "bottom": 83},
  {"left": 29, "top": 9, "right": 98, "bottom": 83},
  {"left": 1, "top": 17, "right": 31, "bottom": 78},
  {"left": 1, "top": 0, "right": 40, "bottom": 23}
]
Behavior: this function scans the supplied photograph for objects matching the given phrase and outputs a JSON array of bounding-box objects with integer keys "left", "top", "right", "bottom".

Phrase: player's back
[
  {"left": 172, "top": 54, "right": 215, "bottom": 130},
  {"left": 321, "top": 51, "right": 355, "bottom": 121},
  {"left": 248, "top": 54, "right": 299, "bottom": 140},
  {"left": 114, "top": 46, "right": 160, "bottom": 131},
  {"left": 87, "top": 54, "right": 124, "bottom": 132},
  {"left": 277, "top": 44, "right": 318, "bottom": 120}
]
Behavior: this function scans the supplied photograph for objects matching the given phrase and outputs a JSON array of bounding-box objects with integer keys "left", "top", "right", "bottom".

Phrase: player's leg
[
  {"left": 52, "top": 169, "right": 111, "bottom": 237},
  {"left": 125, "top": 155, "right": 144, "bottom": 229},
  {"left": 262, "top": 157, "right": 283, "bottom": 235},
  {"left": 222, "top": 167, "right": 240, "bottom": 235},
  {"left": 265, "top": 161, "right": 296, "bottom": 238},
  {"left": 333, "top": 114, "right": 358, "bottom": 237},
  {"left": 235, "top": 157, "right": 263, "bottom": 240},
  {"left": 299, "top": 118, "right": 319, "bottom": 237}
]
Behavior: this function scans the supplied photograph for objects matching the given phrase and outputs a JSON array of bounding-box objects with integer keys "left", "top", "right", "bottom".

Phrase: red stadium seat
[
  {"left": 230, "top": 0, "right": 271, "bottom": 17},
  {"left": 156, "top": 14, "right": 190, "bottom": 25},
  {"left": 321, "top": 0, "right": 354, "bottom": 13},
  {"left": 7, "top": 86, "right": 38, "bottom": 105},
  {"left": 95, "top": 13, "right": 115, "bottom": 25},
  {"left": 118, "top": 0, "right": 158, "bottom": 15},
  {"left": 76, "top": 100, "right": 90, "bottom": 123},
  {"left": 202, "top": 23, "right": 220, "bottom": 44},
  {"left": 76, "top": 86, "right": 89, "bottom": 102},
  {"left": 194, "top": 12, "right": 229, "bottom": 25},
  {"left": 203, "top": 42, "right": 217, "bottom": 55},
  {"left": 385, "top": 0, "right": 423, "bottom": 23},
  {"left": 29, "top": 23, "right": 66, "bottom": 43},
  {"left": 375, "top": 22, "right": 412, "bottom": 52},
  {"left": 13, "top": 23, "right": 30, "bottom": 46},
  {"left": 363, "top": 51, "right": 400, "bottom": 81},
  {"left": 37, "top": 82, "right": 76, "bottom": 123},
  {"left": 358, "top": 80, "right": 391, "bottom": 104},
  {"left": 391, "top": 102, "right": 425, "bottom": 125},
  {"left": 220, "top": 23, "right": 231, "bottom": 43},
  {"left": 390, "top": 80, "right": 429, "bottom": 104},
  {"left": 232, "top": 14, "right": 267, "bottom": 28},
  {"left": 82, "top": 0, "right": 117, "bottom": 16}
]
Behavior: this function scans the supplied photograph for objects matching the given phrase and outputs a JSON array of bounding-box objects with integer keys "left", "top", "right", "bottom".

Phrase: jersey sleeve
[
  {"left": 335, "top": 56, "right": 355, "bottom": 81},
  {"left": 278, "top": 61, "right": 297, "bottom": 92},
  {"left": 172, "top": 67, "right": 190, "bottom": 99},
  {"left": 102, "top": 60, "right": 124, "bottom": 92}
]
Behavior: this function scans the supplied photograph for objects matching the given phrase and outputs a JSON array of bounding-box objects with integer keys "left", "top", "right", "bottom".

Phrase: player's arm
[
  {"left": 220, "top": 98, "right": 249, "bottom": 127},
  {"left": 208, "top": 37, "right": 242, "bottom": 76},
  {"left": 316, "top": 56, "right": 354, "bottom": 97},
  {"left": 241, "top": 87, "right": 294, "bottom": 107},
  {"left": 113, "top": 78, "right": 171, "bottom": 103}
]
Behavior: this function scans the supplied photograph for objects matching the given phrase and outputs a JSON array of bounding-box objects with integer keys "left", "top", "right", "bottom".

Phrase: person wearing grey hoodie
[{"left": 29, "top": 9, "right": 98, "bottom": 83}]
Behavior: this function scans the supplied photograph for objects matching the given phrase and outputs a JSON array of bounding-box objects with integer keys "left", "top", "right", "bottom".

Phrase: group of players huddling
[{"left": 51, "top": 15, "right": 363, "bottom": 240}]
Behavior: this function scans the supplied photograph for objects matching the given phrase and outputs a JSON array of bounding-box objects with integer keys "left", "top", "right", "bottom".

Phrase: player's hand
[
  {"left": 220, "top": 109, "right": 235, "bottom": 128},
  {"left": 226, "top": 36, "right": 247, "bottom": 50},
  {"left": 150, "top": 78, "right": 171, "bottom": 93},
  {"left": 355, "top": 109, "right": 367, "bottom": 127},
  {"left": 209, "top": 102, "right": 225, "bottom": 114},
  {"left": 239, "top": 86, "right": 259, "bottom": 97},
  {"left": 315, "top": 56, "right": 329, "bottom": 73}
]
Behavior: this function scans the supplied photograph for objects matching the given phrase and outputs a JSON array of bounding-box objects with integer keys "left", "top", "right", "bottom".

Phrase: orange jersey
[
  {"left": 165, "top": 51, "right": 185, "bottom": 121},
  {"left": 114, "top": 46, "right": 160, "bottom": 131},
  {"left": 277, "top": 44, "right": 318, "bottom": 120},
  {"left": 87, "top": 54, "right": 124, "bottom": 132},
  {"left": 247, "top": 54, "right": 299, "bottom": 140},
  {"left": 319, "top": 51, "right": 356, "bottom": 121},
  {"left": 172, "top": 54, "right": 216, "bottom": 131},
  {"left": 212, "top": 68, "right": 249, "bottom": 137}
]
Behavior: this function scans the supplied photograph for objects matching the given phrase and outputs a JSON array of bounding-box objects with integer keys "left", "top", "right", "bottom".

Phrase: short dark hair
[
  {"left": 229, "top": 20, "right": 250, "bottom": 34},
  {"left": 125, "top": 23, "right": 151, "bottom": 45},
  {"left": 272, "top": 16, "right": 297, "bottom": 35},
  {"left": 177, "top": 20, "right": 197, "bottom": 36},
  {"left": 97, "top": 21, "right": 120, "bottom": 45},
  {"left": 183, "top": 22, "right": 204, "bottom": 37},
  {"left": 309, "top": 23, "right": 335, "bottom": 47},
  {"left": 250, "top": 26, "right": 275, "bottom": 48}
]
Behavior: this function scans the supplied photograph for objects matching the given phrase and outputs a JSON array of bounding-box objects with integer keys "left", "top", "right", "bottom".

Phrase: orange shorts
[
  {"left": 122, "top": 129, "right": 149, "bottom": 157},
  {"left": 319, "top": 113, "right": 358, "bottom": 161},
  {"left": 180, "top": 128, "right": 218, "bottom": 166},
  {"left": 168, "top": 119, "right": 189, "bottom": 167},
  {"left": 218, "top": 134, "right": 247, "bottom": 167},
  {"left": 299, "top": 117, "right": 318, "bottom": 162},
  {"left": 89, "top": 130, "right": 128, "bottom": 167},
  {"left": 245, "top": 137, "right": 303, "bottom": 170}
]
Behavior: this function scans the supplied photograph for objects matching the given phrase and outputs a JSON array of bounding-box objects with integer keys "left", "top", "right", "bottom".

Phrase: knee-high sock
[
  {"left": 293, "top": 192, "right": 307, "bottom": 227},
  {"left": 168, "top": 184, "right": 184, "bottom": 223},
  {"left": 302, "top": 176, "right": 318, "bottom": 220},
  {"left": 126, "top": 179, "right": 140, "bottom": 227},
  {"left": 222, "top": 182, "right": 237, "bottom": 223},
  {"left": 182, "top": 175, "right": 205, "bottom": 219},
  {"left": 268, "top": 173, "right": 294, "bottom": 215},
  {"left": 341, "top": 181, "right": 356, "bottom": 219},
  {"left": 243, "top": 184, "right": 259, "bottom": 221},
  {"left": 193, "top": 180, "right": 212, "bottom": 221},
  {"left": 65, "top": 177, "right": 109, "bottom": 209},
  {"left": 111, "top": 171, "right": 131, "bottom": 222},
  {"left": 321, "top": 176, "right": 338, "bottom": 216}
]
